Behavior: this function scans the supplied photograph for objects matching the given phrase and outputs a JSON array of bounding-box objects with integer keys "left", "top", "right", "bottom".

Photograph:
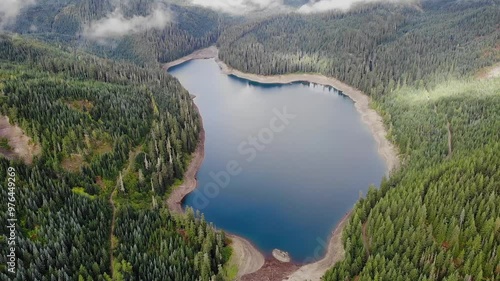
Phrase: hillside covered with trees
[
  {"left": 0, "top": 34, "right": 229, "bottom": 280},
  {"left": 218, "top": 0, "right": 498, "bottom": 97},
  {"left": 218, "top": 0, "right": 500, "bottom": 280},
  {"left": 7, "top": 0, "right": 228, "bottom": 66},
  {"left": 0, "top": 0, "right": 498, "bottom": 280}
]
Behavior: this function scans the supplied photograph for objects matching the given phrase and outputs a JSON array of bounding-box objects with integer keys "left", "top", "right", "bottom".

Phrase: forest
[
  {"left": 218, "top": 0, "right": 498, "bottom": 97},
  {"left": 217, "top": 0, "right": 500, "bottom": 280},
  {"left": 324, "top": 78, "right": 500, "bottom": 280},
  {"left": 8, "top": 0, "right": 229, "bottom": 66},
  {"left": 0, "top": 34, "right": 229, "bottom": 280},
  {"left": 0, "top": 0, "right": 499, "bottom": 280}
]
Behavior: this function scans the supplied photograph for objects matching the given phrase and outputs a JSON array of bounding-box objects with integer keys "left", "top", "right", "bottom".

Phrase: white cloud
[
  {"left": 0, "top": 0, "right": 36, "bottom": 29},
  {"left": 190, "top": 0, "right": 285, "bottom": 14},
  {"left": 83, "top": 5, "right": 172, "bottom": 42},
  {"left": 298, "top": 0, "right": 414, "bottom": 13}
]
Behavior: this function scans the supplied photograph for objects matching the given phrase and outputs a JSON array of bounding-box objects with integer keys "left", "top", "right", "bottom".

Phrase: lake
[{"left": 169, "top": 59, "right": 386, "bottom": 262}]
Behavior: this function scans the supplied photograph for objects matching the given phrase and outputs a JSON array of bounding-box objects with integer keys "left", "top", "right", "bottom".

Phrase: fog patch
[
  {"left": 298, "top": 0, "right": 416, "bottom": 13},
  {"left": 190, "top": 0, "right": 285, "bottom": 14},
  {"left": 83, "top": 4, "right": 172, "bottom": 43},
  {"left": 0, "top": 0, "right": 36, "bottom": 29}
]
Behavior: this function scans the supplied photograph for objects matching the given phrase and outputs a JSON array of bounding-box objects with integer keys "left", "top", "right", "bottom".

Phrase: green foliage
[
  {"left": 322, "top": 78, "right": 500, "bottom": 280},
  {"left": 114, "top": 207, "right": 228, "bottom": 280},
  {"left": 0, "top": 35, "right": 229, "bottom": 280},
  {"left": 218, "top": 0, "right": 499, "bottom": 98},
  {"left": 7, "top": 0, "right": 225, "bottom": 66},
  {"left": 72, "top": 187, "right": 96, "bottom": 199},
  {"left": 0, "top": 137, "right": 11, "bottom": 150},
  {"left": 216, "top": 1, "right": 500, "bottom": 279},
  {"left": 218, "top": 0, "right": 500, "bottom": 280}
]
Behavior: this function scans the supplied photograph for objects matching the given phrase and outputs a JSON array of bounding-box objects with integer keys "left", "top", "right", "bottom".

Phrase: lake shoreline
[
  {"left": 165, "top": 102, "right": 265, "bottom": 279},
  {"left": 166, "top": 103, "right": 206, "bottom": 214},
  {"left": 165, "top": 47, "right": 399, "bottom": 280},
  {"left": 165, "top": 46, "right": 399, "bottom": 174}
]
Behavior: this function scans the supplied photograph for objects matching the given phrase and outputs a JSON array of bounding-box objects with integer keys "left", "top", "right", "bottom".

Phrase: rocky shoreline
[{"left": 164, "top": 47, "right": 399, "bottom": 280}]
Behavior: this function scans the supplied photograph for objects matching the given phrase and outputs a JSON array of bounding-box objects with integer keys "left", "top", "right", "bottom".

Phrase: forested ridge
[
  {"left": 0, "top": 0, "right": 499, "bottom": 280},
  {"left": 0, "top": 34, "right": 229, "bottom": 280},
  {"left": 7, "top": 0, "right": 228, "bottom": 66},
  {"left": 218, "top": 0, "right": 500, "bottom": 280},
  {"left": 218, "top": 0, "right": 499, "bottom": 97},
  {"left": 324, "top": 79, "right": 500, "bottom": 280}
]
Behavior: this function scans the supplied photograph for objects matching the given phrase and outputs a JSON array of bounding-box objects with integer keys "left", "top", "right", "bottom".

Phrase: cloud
[
  {"left": 190, "top": 0, "right": 285, "bottom": 14},
  {"left": 298, "top": 0, "right": 414, "bottom": 13},
  {"left": 0, "top": 0, "right": 36, "bottom": 29},
  {"left": 83, "top": 5, "right": 172, "bottom": 42}
]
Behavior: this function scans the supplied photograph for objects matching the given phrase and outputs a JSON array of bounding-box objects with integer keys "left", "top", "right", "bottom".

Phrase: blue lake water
[{"left": 169, "top": 59, "right": 386, "bottom": 262}]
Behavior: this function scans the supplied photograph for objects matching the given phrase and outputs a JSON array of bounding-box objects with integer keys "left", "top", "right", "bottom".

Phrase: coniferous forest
[
  {"left": 217, "top": 0, "right": 500, "bottom": 280},
  {"left": 0, "top": 35, "right": 228, "bottom": 280},
  {"left": 0, "top": 0, "right": 499, "bottom": 280}
]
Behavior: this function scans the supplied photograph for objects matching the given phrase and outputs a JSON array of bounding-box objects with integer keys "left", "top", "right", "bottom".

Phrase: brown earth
[
  {"left": 165, "top": 104, "right": 265, "bottom": 278},
  {"left": 164, "top": 47, "right": 218, "bottom": 71},
  {"left": 241, "top": 259, "right": 300, "bottom": 281},
  {"left": 0, "top": 115, "right": 41, "bottom": 164},
  {"left": 228, "top": 234, "right": 266, "bottom": 279},
  {"left": 164, "top": 47, "right": 400, "bottom": 280}
]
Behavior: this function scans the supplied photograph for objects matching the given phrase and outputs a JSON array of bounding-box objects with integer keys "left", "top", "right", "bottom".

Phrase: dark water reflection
[{"left": 169, "top": 59, "right": 385, "bottom": 262}]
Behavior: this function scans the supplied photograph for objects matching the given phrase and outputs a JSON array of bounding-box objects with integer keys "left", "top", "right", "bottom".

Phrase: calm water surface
[{"left": 169, "top": 59, "right": 385, "bottom": 262}]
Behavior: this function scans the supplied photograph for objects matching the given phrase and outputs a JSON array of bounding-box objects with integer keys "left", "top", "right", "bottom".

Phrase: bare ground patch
[
  {"left": 164, "top": 46, "right": 218, "bottom": 71},
  {"left": 283, "top": 211, "right": 352, "bottom": 281},
  {"left": 166, "top": 48, "right": 402, "bottom": 280},
  {"left": 65, "top": 99, "right": 94, "bottom": 112},
  {"left": 241, "top": 258, "right": 299, "bottom": 281},
  {"left": 61, "top": 153, "right": 85, "bottom": 172},
  {"left": 0, "top": 115, "right": 41, "bottom": 164},
  {"left": 477, "top": 63, "right": 500, "bottom": 79},
  {"left": 227, "top": 234, "right": 265, "bottom": 280}
]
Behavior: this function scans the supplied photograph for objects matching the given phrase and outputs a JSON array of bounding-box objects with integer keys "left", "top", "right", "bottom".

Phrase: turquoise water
[{"left": 169, "top": 59, "right": 386, "bottom": 262}]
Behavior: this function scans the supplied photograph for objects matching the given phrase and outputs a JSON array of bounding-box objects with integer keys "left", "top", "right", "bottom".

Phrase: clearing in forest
[{"left": 0, "top": 115, "right": 41, "bottom": 164}]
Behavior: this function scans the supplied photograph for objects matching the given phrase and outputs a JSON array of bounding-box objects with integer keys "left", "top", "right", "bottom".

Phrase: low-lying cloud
[
  {"left": 83, "top": 5, "right": 172, "bottom": 42},
  {"left": 0, "top": 0, "right": 36, "bottom": 29},
  {"left": 190, "top": 0, "right": 285, "bottom": 14},
  {"left": 190, "top": 0, "right": 414, "bottom": 14},
  {"left": 298, "top": 0, "right": 414, "bottom": 13}
]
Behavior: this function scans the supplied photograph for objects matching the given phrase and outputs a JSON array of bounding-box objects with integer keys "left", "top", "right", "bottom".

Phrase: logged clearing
[
  {"left": 66, "top": 99, "right": 94, "bottom": 112},
  {"left": 0, "top": 115, "right": 40, "bottom": 164},
  {"left": 61, "top": 153, "right": 85, "bottom": 172}
]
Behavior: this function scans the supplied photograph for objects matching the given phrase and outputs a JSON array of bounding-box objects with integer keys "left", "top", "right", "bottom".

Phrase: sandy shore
[
  {"left": 165, "top": 47, "right": 400, "bottom": 280},
  {"left": 242, "top": 259, "right": 300, "bottom": 281},
  {"left": 166, "top": 104, "right": 206, "bottom": 213},
  {"left": 215, "top": 61, "right": 399, "bottom": 174},
  {"left": 228, "top": 234, "right": 265, "bottom": 280},
  {"left": 165, "top": 103, "right": 264, "bottom": 278},
  {"left": 283, "top": 211, "right": 352, "bottom": 281},
  {"left": 165, "top": 47, "right": 399, "bottom": 174},
  {"left": 164, "top": 47, "right": 218, "bottom": 71}
]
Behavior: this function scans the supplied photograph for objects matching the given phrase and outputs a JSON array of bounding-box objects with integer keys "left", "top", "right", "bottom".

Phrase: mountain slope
[
  {"left": 217, "top": 0, "right": 500, "bottom": 280},
  {"left": 218, "top": 0, "right": 499, "bottom": 97},
  {"left": 7, "top": 0, "right": 226, "bottom": 66},
  {"left": 0, "top": 34, "right": 229, "bottom": 281}
]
